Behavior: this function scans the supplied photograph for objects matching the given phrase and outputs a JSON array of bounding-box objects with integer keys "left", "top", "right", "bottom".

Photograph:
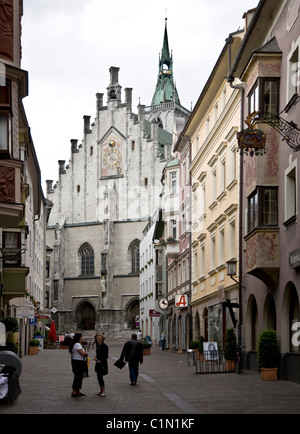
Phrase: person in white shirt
[
  {"left": 69, "top": 333, "right": 88, "bottom": 397},
  {"left": 136, "top": 330, "right": 142, "bottom": 341}
]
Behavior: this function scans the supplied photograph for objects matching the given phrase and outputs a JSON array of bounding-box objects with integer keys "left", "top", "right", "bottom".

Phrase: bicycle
[{"left": 236, "top": 345, "right": 246, "bottom": 374}]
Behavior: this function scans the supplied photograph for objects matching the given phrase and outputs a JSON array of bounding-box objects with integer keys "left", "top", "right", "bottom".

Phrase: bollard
[{"left": 187, "top": 349, "right": 196, "bottom": 367}]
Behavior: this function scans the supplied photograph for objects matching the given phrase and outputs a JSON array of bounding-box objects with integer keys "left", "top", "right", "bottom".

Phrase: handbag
[
  {"left": 82, "top": 358, "right": 89, "bottom": 379},
  {"left": 114, "top": 359, "right": 126, "bottom": 369},
  {"left": 95, "top": 361, "right": 108, "bottom": 376}
]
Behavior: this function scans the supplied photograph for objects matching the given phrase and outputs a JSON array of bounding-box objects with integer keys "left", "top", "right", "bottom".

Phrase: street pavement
[{"left": 1, "top": 337, "right": 300, "bottom": 420}]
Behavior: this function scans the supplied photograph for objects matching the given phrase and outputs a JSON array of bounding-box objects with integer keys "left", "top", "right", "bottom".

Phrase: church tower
[
  {"left": 151, "top": 18, "right": 180, "bottom": 106},
  {"left": 146, "top": 19, "right": 190, "bottom": 136}
]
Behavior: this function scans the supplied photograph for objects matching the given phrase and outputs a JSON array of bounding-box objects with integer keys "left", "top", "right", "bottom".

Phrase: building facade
[
  {"left": 0, "top": 0, "right": 44, "bottom": 356},
  {"left": 45, "top": 21, "right": 190, "bottom": 335},
  {"left": 229, "top": 0, "right": 300, "bottom": 382}
]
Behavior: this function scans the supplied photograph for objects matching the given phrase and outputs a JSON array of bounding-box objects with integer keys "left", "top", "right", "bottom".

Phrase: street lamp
[{"left": 226, "top": 258, "right": 237, "bottom": 277}]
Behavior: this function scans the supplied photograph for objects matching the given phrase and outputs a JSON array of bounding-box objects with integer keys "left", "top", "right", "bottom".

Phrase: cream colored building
[{"left": 180, "top": 28, "right": 246, "bottom": 346}]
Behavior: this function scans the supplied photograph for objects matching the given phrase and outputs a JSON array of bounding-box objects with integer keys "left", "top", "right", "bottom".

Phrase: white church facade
[{"left": 45, "top": 21, "right": 190, "bottom": 335}]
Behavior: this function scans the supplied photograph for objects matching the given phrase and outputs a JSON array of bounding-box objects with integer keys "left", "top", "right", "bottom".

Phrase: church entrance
[
  {"left": 125, "top": 299, "right": 139, "bottom": 329},
  {"left": 76, "top": 301, "right": 96, "bottom": 330}
]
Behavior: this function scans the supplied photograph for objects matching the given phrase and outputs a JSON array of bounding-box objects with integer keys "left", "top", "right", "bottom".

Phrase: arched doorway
[
  {"left": 125, "top": 298, "right": 139, "bottom": 329},
  {"left": 76, "top": 301, "right": 96, "bottom": 330}
]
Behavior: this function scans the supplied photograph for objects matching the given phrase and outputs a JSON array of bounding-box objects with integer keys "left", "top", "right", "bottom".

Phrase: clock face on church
[
  {"left": 101, "top": 139, "right": 123, "bottom": 178},
  {"left": 103, "top": 148, "right": 122, "bottom": 168}
]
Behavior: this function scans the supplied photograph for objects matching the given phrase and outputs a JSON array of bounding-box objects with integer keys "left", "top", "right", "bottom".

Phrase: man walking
[{"left": 120, "top": 333, "right": 143, "bottom": 385}]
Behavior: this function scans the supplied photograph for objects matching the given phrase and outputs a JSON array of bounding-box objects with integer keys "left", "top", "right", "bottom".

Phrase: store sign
[
  {"left": 16, "top": 306, "right": 34, "bottom": 319},
  {"left": 289, "top": 249, "right": 300, "bottom": 269},
  {"left": 175, "top": 294, "right": 188, "bottom": 308},
  {"left": 149, "top": 309, "right": 160, "bottom": 317}
]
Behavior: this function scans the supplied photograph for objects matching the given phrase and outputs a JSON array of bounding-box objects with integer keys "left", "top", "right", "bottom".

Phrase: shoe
[
  {"left": 79, "top": 393, "right": 85, "bottom": 396},
  {"left": 71, "top": 393, "right": 80, "bottom": 397},
  {"left": 131, "top": 382, "right": 136, "bottom": 385},
  {"left": 100, "top": 393, "right": 106, "bottom": 397}
]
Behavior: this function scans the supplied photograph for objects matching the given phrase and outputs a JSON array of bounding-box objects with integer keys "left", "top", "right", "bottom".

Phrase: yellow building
[{"left": 177, "top": 24, "right": 248, "bottom": 346}]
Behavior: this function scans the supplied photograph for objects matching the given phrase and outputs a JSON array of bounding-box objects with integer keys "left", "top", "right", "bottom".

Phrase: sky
[{"left": 21, "top": 0, "right": 255, "bottom": 189}]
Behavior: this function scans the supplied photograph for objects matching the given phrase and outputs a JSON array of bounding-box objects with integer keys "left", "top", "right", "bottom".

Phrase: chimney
[
  {"left": 58, "top": 160, "right": 66, "bottom": 175},
  {"left": 96, "top": 93, "right": 104, "bottom": 110},
  {"left": 46, "top": 180, "right": 54, "bottom": 194},
  {"left": 125, "top": 88, "right": 132, "bottom": 113},
  {"left": 109, "top": 66, "right": 119, "bottom": 85},
  {"left": 138, "top": 104, "right": 145, "bottom": 132},
  {"left": 71, "top": 139, "right": 78, "bottom": 153},
  {"left": 83, "top": 115, "right": 91, "bottom": 134}
]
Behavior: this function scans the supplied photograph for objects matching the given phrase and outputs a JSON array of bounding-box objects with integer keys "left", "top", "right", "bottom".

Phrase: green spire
[{"left": 151, "top": 19, "right": 180, "bottom": 106}]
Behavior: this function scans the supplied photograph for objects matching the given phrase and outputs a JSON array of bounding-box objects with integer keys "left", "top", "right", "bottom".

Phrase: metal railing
[{"left": 195, "top": 350, "right": 235, "bottom": 374}]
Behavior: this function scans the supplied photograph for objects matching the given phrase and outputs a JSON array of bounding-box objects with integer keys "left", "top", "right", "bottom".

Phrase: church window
[
  {"left": 131, "top": 140, "right": 135, "bottom": 150},
  {"left": 79, "top": 243, "right": 95, "bottom": 276},
  {"left": 90, "top": 146, "right": 93, "bottom": 156},
  {"left": 129, "top": 240, "right": 140, "bottom": 274},
  {"left": 77, "top": 185, "right": 80, "bottom": 193}
]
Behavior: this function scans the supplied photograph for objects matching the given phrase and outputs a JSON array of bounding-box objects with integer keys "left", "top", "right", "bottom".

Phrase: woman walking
[
  {"left": 94, "top": 334, "right": 108, "bottom": 396},
  {"left": 69, "top": 333, "right": 89, "bottom": 397}
]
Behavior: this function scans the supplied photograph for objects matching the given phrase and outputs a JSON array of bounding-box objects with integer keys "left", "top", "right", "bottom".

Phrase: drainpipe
[{"left": 226, "top": 35, "right": 244, "bottom": 348}]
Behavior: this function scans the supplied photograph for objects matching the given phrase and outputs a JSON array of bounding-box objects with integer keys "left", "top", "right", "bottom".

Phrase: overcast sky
[{"left": 21, "top": 0, "right": 255, "bottom": 189}]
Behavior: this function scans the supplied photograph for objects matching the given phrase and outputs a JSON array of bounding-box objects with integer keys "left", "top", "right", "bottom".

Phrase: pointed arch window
[
  {"left": 79, "top": 243, "right": 94, "bottom": 276},
  {"left": 129, "top": 240, "right": 140, "bottom": 274}
]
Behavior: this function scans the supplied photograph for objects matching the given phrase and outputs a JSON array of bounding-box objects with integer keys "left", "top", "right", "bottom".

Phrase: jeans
[{"left": 128, "top": 362, "right": 139, "bottom": 383}]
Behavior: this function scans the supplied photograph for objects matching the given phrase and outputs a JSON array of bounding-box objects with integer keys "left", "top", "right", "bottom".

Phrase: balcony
[
  {"left": 0, "top": 160, "right": 24, "bottom": 227},
  {"left": 245, "top": 227, "right": 279, "bottom": 290},
  {"left": 165, "top": 239, "right": 180, "bottom": 258}
]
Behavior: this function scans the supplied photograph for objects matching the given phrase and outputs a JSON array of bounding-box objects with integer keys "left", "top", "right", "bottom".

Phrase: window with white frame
[
  {"left": 171, "top": 171, "right": 177, "bottom": 195},
  {"left": 200, "top": 243, "right": 205, "bottom": 279},
  {"left": 199, "top": 183, "right": 206, "bottom": 220},
  {"left": 285, "top": 157, "right": 297, "bottom": 223},
  {"left": 228, "top": 217, "right": 236, "bottom": 260},
  {"left": 211, "top": 166, "right": 217, "bottom": 203},
  {"left": 192, "top": 248, "right": 198, "bottom": 282},
  {"left": 210, "top": 233, "right": 216, "bottom": 271},
  {"left": 170, "top": 219, "right": 177, "bottom": 239},
  {"left": 287, "top": 42, "right": 299, "bottom": 102},
  {"left": 219, "top": 154, "right": 226, "bottom": 194},
  {"left": 229, "top": 140, "right": 237, "bottom": 184},
  {"left": 218, "top": 226, "right": 225, "bottom": 266}
]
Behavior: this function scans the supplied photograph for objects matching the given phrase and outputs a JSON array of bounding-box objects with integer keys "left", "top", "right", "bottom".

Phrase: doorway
[{"left": 76, "top": 301, "right": 96, "bottom": 330}]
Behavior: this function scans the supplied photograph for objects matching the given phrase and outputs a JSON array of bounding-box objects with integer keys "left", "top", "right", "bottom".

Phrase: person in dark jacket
[
  {"left": 120, "top": 333, "right": 143, "bottom": 385},
  {"left": 94, "top": 334, "right": 108, "bottom": 396}
]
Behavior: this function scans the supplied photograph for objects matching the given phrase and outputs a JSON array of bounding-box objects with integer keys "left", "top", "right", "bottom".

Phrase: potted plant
[
  {"left": 141, "top": 341, "right": 151, "bottom": 355},
  {"left": 257, "top": 330, "right": 280, "bottom": 380},
  {"left": 224, "top": 328, "right": 237, "bottom": 371},
  {"left": 59, "top": 335, "right": 72, "bottom": 349},
  {"left": 198, "top": 336, "right": 204, "bottom": 361},
  {"left": 29, "top": 339, "right": 39, "bottom": 355},
  {"left": 189, "top": 340, "right": 200, "bottom": 359},
  {"left": 1, "top": 316, "right": 19, "bottom": 348}
]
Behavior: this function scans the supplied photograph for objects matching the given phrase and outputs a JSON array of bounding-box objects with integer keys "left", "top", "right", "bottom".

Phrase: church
[{"left": 45, "top": 20, "right": 190, "bottom": 335}]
